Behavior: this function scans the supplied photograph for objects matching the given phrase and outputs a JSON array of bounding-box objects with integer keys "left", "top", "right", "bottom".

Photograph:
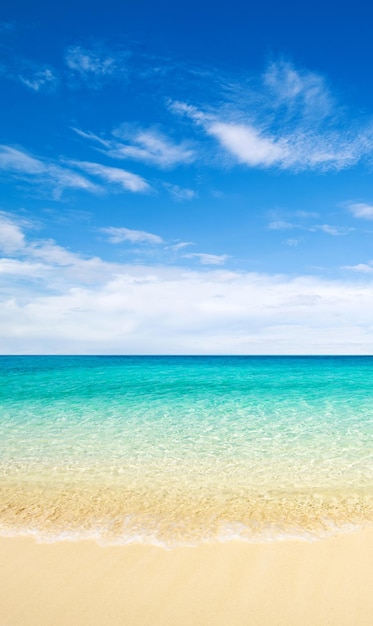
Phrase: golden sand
[
  {"left": 1, "top": 529, "right": 373, "bottom": 625},
  {"left": 1, "top": 481, "right": 372, "bottom": 544}
]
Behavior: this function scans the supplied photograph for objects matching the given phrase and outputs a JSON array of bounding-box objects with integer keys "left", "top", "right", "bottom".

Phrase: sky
[{"left": 1, "top": 0, "right": 373, "bottom": 354}]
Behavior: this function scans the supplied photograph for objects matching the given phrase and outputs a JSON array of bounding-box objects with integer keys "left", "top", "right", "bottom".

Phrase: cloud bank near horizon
[{"left": 1, "top": 212, "right": 373, "bottom": 355}]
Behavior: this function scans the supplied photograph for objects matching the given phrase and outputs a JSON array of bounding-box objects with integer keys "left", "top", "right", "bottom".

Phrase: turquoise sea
[{"left": 0, "top": 356, "right": 372, "bottom": 545}]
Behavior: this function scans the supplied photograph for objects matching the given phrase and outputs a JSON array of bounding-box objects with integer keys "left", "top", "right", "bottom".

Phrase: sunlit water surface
[{"left": 0, "top": 356, "right": 372, "bottom": 545}]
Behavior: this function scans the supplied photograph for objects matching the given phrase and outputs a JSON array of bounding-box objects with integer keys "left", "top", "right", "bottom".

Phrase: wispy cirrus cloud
[
  {"left": 0, "top": 146, "right": 150, "bottom": 197},
  {"left": 65, "top": 44, "right": 129, "bottom": 87},
  {"left": 0, "top": 23, "right": 58, "bottom": 93},
  {"left": 100, "top": 227, "right": 227, "bottom": 267},
  {"left": 112, "top": 127, "right": 195, "bottom": 168},
  {"left": 0, "top": 145, "right": 46, "bottom": 174},
  {"left": 163, "top": 183, "right": 197, "bottom": 201},
  {"left": 263, "top": 60, "right": 334, "bottom": 120},
  {"left": 0, "top": 30, "right": 59, "bottom": 93},
  {"left": 70, "top": 160, "right": 150, "bottom": 192},
  {"left": 0, "top": 145, "right": 101, "bottom": 197},
  {"left": 176, "top": 105, "right": 372, "bottom": 171},
  {"left": 167, "top": 241, "right": 194, "bottom": 251},
  {"left": 171, "top": 60, "right": 373, "bottom": 172},
  {"left": 19, "top": 67, "right": 58, "bottom": 92},
  {"left": 100, "top": 226, "right": 163, "bottom": 245},
  {"left": 73, "top": 126, "right": 195, "bottom": 169}
]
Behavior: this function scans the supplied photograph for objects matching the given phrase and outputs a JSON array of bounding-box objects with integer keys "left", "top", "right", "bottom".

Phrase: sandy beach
[{"left": 1, "top": 528, "right": 372, "bottom": 626}]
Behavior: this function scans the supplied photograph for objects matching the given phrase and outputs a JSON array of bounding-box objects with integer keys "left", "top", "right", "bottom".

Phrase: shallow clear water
[{"left": 0, "top": 356, "right": 372, "bottom": 545}]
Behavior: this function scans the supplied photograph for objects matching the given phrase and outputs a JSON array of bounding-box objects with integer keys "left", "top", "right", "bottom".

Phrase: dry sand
[{"left": 1, "top": 529, "right": 373, "bottom": 625}]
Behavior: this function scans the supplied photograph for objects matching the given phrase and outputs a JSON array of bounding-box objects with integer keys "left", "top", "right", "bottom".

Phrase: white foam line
[{"left": 0, "top": 520, "right": 371, "bottom": 550}]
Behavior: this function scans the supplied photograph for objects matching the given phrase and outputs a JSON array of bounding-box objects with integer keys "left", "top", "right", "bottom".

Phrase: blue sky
[{"left": 1, "top": 0, "right": 373, "bottom": 354}]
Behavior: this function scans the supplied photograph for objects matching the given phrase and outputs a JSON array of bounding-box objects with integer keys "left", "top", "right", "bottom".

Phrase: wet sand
[{"left": 1, "top": 529, "right": 372, "bottom": 625}]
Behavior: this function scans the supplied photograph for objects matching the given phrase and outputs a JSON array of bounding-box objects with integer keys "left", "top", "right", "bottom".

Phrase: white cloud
[
  {"left": 0, "top": 50, "right": 59, "bottom": 93},
  {"left": 66, "top": 46, "right": 114, "bottom": 75},
  {"left": 112, "top": 127, "right": 195, "bottom": 168},
  {"left": 268, "top": 219, "right": 352, "bottom": 236},
  {"left": 163, "top": 183, "right": 197, "bottom": 200},
  {"left": 19, "top": 67, "right": 58, "bottom": 92},
  {"left": 72, "top": 128, "right": 111, "bottom": 148},
  {"left": 168, "top": 241, "right": 194, "bottom": 251},
  {"left": 283, "top": 239, "right": 300, "bottom": 247},
  {"left": 0, "top": 146, "right": 148, "bottom": 197},
  {"left": 2, "top": 259, "right": 373, "bottom": 354},
  {"left": 65, "top": 45, "right": 128, "bottom": 87},
  {"left": 2, "top": 213, "right": 373, "bottom": 354},
  {"left": 100, "top": 227, "right": 163, "bottom": 245},
  {"left": 268, "top": 220, "right": 295, "bottom": 230},
  {"left": 69, "top": 161, "right": 150, "bottom": 192},
  {"left": 183, "top": 253, "right": 229, "bottom": 265},
  {"left": 263, "top": 60, "right": 333, "bottom": 119},
  {"left": 204, "top": 118, "right": 368, "bottom": 171},
  {"left": 0, "top": 258, "right": 49, "bottom": 277},
  {"left": 74, "top": 126, "right": 195, "bottom": 169},
  {"left": 27, "top": 241, "right": 89, "bottom": 266},
  {"left": 169, "top": 100, "right": 206, "bottom": 123},
  {"left": 0, "top": 215, "right": 125, "bottom": 286},
  {"left": 47, "top": 167, "right": 101, "bottom": 196},
  {"left": 0, "top": 212, "right": 26, "bottom": 253},
  {"left": 171, "top": 59, "right": 373, "bottom": 172},
  {"left": 0, "top": 145, "right": 45, "bottom": 174},
  {"left": 346, "top": 202, "right": 373, "bottom": 220},
  {"left": 317, "top": 224, "right": 352, "bottom": 236},
  {"left": 0, "top": 145, "right": 101, "bottom": 197},
  {"left": 342, "top": 262, "right": 373, "bottom": 273},
  {"left": 207, "top": 122, "right": 287, "bottom": 167}
]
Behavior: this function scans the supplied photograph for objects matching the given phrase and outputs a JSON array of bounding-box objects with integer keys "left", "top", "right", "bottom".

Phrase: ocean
[{"left": 0, "top": 356, "right": 372, "bottom": 546}]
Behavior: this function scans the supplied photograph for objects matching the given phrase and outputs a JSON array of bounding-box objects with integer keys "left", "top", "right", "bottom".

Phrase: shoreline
[{"left": 1, "top": 528, "right": 373, "bottom": 625}]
